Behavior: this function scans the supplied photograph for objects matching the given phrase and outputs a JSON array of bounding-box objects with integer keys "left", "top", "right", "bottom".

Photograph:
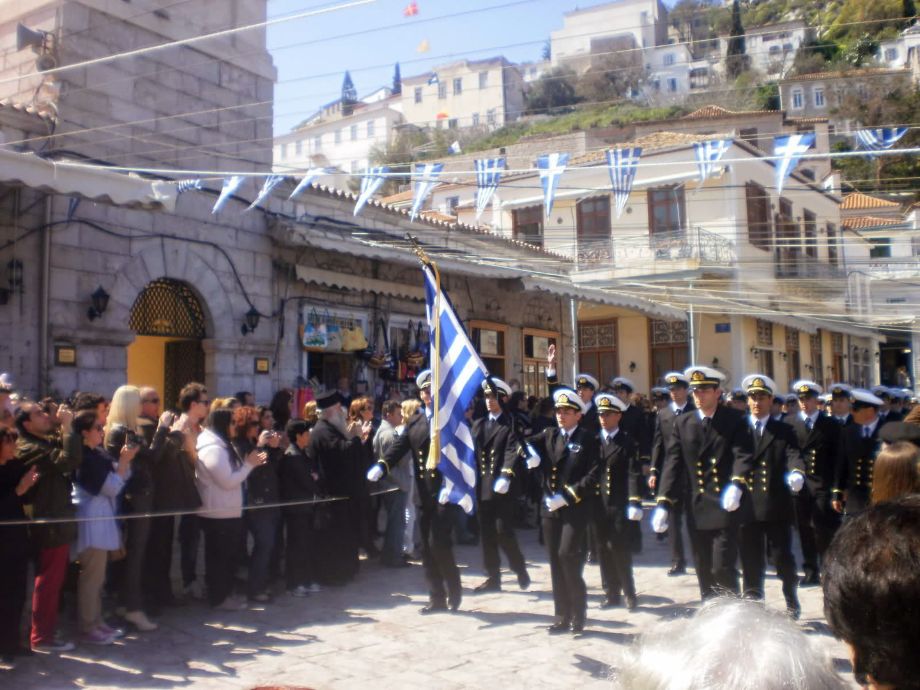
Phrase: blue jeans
[
  {"left": 246, "top": 509, "right": 280, "bottom": 597},
  {"left": 381, "top": 490, "right": 408, "bottom": 566}
]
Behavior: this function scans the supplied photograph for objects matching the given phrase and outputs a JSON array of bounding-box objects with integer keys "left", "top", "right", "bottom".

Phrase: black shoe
[
  {"left": 625, "top": 595, "right": 638, "bottom": 611},
  {"left": 800, "top": 573, "right": 820, "bottom": 586},
  {"left": 786, "top": 597, "right": 802, "bottom": 621},
  {"left": 474, "top": 578, "right": 501, "bottom": 593},
  {"left": 517, "top": 570, "right": 531, "bottom": 590},
  {"left": 667, "top": 564, "right": 686, "bottom": 576},
  {"left": 548, "top": 620, "right": 571, "bottom": 634},
  {"left": 599, "top": 594, "right": 622, "bottom": 609},
  {"left": 571, "top": 620, "right": 585, "bottom": 634},
  {"left": 420, "top": 601, "right": 448, "bottom": 615},
  {"left": 448, "top": 591, "right": 462, "bottom": 612}
]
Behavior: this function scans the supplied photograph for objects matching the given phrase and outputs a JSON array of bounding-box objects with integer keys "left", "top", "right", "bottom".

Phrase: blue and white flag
[
  {"left": 474, "top": 157, "right": 505, "bottom": 221},
  {"left": 211, "top": 175, "right": 246, "bottom": 214},
  {"left": 448, "top": 140, "right": 462, "bottom": 155},
  {"left": 289, "top": 168, "right": 330, "bottom": 199},
  {"left": 175, "top": 179, "right": 202, "bottom": 194},
  {"left": 353, "top": 166, "right": 389, "bottom": 216},
  {"left": 773, "top": 133, "right": 814, "bottom": 194},
  {"left": 537, "top": 152, "right": 568, "bottom": 218},
  {"left": 410, "top": 162, "right": 443, "bottom": 221},
  {"left": 423, "top": 263, "right": 487, "bottom": 515},
  {"left": 246, "top": 174, "right": 285, "bottom": 211},
  {"left": 693, "top": 139, "right": 731, "bottom": 186},
  {"left": 856, "top": 127, "right": 908, "bottom": 154},
  {"left": 428, "top": 73, "right": 439, "bottom": 85},
  {"left": 606, "top": 147, "right": 641, "bottom": 219}
]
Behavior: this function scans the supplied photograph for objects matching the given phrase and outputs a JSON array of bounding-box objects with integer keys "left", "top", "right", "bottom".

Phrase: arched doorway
[{"left": 126, "top": 278, "right": 207, "bottom": 410}]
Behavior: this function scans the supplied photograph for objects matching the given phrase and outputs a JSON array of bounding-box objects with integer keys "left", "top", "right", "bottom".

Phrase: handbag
[
  {"left": 368, "top": 318, "right": 394, "bottom": 371},
  {"left": 341, "top": 321, "right": 368, "bottom": 352},
  {"left": 301, "top": 308, "right": 327, "bottom": 351},
  {"left": 324, "top": 310, "right": 342, "bottom": 352},
  {"left": 406, "top": 319, "right": 425, "bottom": 368}
]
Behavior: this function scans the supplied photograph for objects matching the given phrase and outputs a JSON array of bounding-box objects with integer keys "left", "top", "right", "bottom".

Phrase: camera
[{"left": 124, "top": 430, "right": 144, "bottom": 449}]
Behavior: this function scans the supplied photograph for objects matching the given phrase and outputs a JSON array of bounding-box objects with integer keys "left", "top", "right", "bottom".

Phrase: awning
[
  {"left": 0, "top": 149, "right": 175, "bottom": 210},
  {"left": 521, "top": 277, "right": 687, "bottom": 320},
  {"left": 295, "top": 265, "right": 426, "bottom": 301}
]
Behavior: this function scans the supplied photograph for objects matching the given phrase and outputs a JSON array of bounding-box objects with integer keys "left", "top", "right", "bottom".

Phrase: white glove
[
  {"left": 525, "top": 443, "right": 541, "bottom": 470},
  {"left": 544, "top": 494, "right": 568, "bottom": 512},
  {"left": 627, "top": 505, "right": 643, "bottom": 521},
  {"left": 721, "top": 484, "right": 742, "bottom": 512},
  {"left": 366, "top": 464, "right": 384, "bottom": 482},
  {"left": 438, "top": 487, "right": 450, "bottom": 504},
  {"left": 651, "top": 505, "right": 669, "bottom": 533},
  {"left": 786, "top": 471, "right": 805, "bottom": 494},
  {"left": 493, "top": 477, "right": 511, "bottom": 494}
]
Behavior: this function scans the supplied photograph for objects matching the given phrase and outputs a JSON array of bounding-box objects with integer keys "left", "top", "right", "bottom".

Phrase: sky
[{"left": 267, "top": 0, "right": 620, "bottom": 134}]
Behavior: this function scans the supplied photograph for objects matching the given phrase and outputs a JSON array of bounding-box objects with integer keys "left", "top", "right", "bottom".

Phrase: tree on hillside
[
  {"left": 525, "top": 67, "right": 580, "bottom": 114},
  {"left": 341, "top": 71, "right": 357, "bottom": 116},
  {"left": 725, "top": 0, "right": 749, "bottom": 80},
  {"left": 576, "top": 53, "right": 644, "bottom": 104},
  {"left": 392, "top": 63, "right": 402, "bottom": 95},
  {"left": 792, "top": 39, "right": 843, "bottom": 75},
  {"left": 905, "top": 0, "right": 918, "bottom": 25},
  {"left": 844, "top": 34, "right": 880, "bottom": 67}
]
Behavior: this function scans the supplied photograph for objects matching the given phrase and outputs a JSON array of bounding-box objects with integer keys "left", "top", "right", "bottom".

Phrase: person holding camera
[{"left": 197, "top": 407, "right": 267, "bottom": 610}]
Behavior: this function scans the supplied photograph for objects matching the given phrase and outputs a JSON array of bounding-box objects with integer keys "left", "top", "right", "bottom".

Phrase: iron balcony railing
[{"left": 575, "top": 226, "right": 736, "bottom": 269}]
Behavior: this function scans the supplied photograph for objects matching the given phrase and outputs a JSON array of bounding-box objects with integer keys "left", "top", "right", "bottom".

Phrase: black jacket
[
  {"left": 278, "top": 444, "right": 324, "bottom": 516},
  {"left": 833, "top": 419, "right": 884, "bottom": 513},
  {"left": 151, "top": 429, "right": 202, "bottom": 512},
  {"left": 787, "top": 412, "right": 839, "bottom": 494},
  {"left": 651, "top": 401, "right": 695, "bottom": 483},
  {"left": 746, "top": 417, "right": 803, "bottom": 523},
  {"left": 526, "top": 424, "right": 600, "bottom": 520},
  {"left": 659, "top": 405, "right": 755, "bottom": 530},
  {"left": 105, "top": 423, "right": 169, "bottom": 511},
  {"left": 472, "top": 412, "right": 521, "bottom": 501},
  {"left": 596, "top": 428, "right": 642, "bottom": 521},
  {"left": 308, "top": 419, "right": 363, "bottom": 498},
  {"left": 18, "top": 430, "right": 82, "bottom": 549},
  {"left": 234, "top": 439, "right": 281, "bottom": 512},
  {"left": 380, "top": 411, "right": 443, "bottom": 507}
]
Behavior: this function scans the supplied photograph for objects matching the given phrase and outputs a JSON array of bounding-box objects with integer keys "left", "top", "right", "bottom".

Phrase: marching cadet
[
  {"left": 650, "top": 387, "right": 670, "bottom": 411},
  {"left": 545, "top": 344, "right": 600, "bottom": 433},
  {"left": 652, "top": 366, "right": 754, "bottom": 601},
  {"left": 738, "top": 374, "right": 805, "bottom": 619},
  {"left": 728, "top": 388, "right": 748, "bottom": 412},
  {"left": 593, "top": 393, "right": 643, "bottom": 611},
  {"left": 610, "top": 377, "right": 648, "bottom": 453},
  {"left": 525, "top": 388, "right": 600, "bottom": 634},
  {"left": 649, "top": 372, "right": 695, "bottom": 576},
  {"left": 832, "top": 389, "right": 887, "bottom": 517},
  {"left": 872, "top": 386, "right": 903, "bottom": 424},
  {"left": 828, "top": 383, "right": 853, "bottom": 426},
  {"left": 471, "top": 377, "right": 530, "bottom": 593},
  {"left": 787, "top": 381, "right": 841, "bottom": 586},
  {"left": 366, "top": 370, "right": 462, "bottom": 614},
  {"left": 784, "top": 393, "right": 801, "bottom": 417}
]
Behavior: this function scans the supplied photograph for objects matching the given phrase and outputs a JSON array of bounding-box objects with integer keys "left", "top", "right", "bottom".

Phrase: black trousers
[
  {"left": 0, "top": 535, "right": 28, "bottom": 655},
  {"left": 668, "top": 497, "right": 688, "bottom": 567},
  {"left": 419, "top": 501, "right": 461, "bottom": 605},
  {"left": 479, "top": 497, "right": 526, "bottom": 580},
  {"left": 200, "top": 517, "right": 244, "bottom": 607},
  {"left": 543, "top": 511, "right": 588, "bottom": 624},
  {"left": 284, "top": 512, "right": 317, "bottom": 589},
  {"left": 120, "top": 494, "right": 153, "bottom": 612},
  {"left": 739, "top": 519, "right": 798, "bottom": 602},
  {"left": 687, "top": 513, "right": 739, "bottom": 599},
  {"left": 145, "top": 515, "right": 175, "bottom": 606},
  {"left": 593, "top": 506, "right": 636, "bottom": 599},
  {"left": 179, "top": 514, "right": 201, "bottom": 587},
  {"left": 794, "top": 486, "right": 839, "bottom": 577}
]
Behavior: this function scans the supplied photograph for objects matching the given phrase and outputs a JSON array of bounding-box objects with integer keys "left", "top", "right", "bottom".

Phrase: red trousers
[{"left": 30, "top": 544, "right": 70, "bottom": 646}]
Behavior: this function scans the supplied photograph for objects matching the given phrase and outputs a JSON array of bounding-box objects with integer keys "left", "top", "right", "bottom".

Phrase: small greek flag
[
  {"left": 693, "top": 139, "right": 731, "bottom": 186},
  {"left": 474, "top": 157, "right": 505, "bottom": 221},
  {"left": 773, "top": 134, "right": 814, "bottom": 195},
  {"left": 353, "top": 166, "right": 389, "bottom": 216},
  {"left": 410, "top": 162, "right": 443, "bottom": 221},
  {"left": 423, "top": 263, "right": 488, "bottom": 514},
  {"left": 289, "top": 168, "right": 330, "bottom": 199},
  {"left": 175, "top": 179, "right": 202, "bottom": 194},
  {"left": 448, "top": 140, "right": 462, "bottom": 155},
  {"left": 537, "top": 152, "right": 568, "bottom": 218},
  {"left": 606, "top": 147, "right": 642, "bottom": 219},
  {"left": 211, "top": 175, "right": 246, "bottom": 215},
  {"left": 428, "top": 73, "right": 439, "bottom": 85},
  {"left": 856, "top": 127, "right": 908, "bottom": 154},
  {"left": 246, "top": 174, "right": 285, "bottom": 211}
]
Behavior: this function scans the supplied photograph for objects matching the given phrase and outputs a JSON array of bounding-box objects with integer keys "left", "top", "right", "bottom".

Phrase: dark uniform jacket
[
  {"left": 545, "top": 370, "right": 600, "bottom": 434},
  {"left": 381, "top": 411, "right": 442, "bottom": 507},
  {"left": 596, "top": 428, "right": 642, "bottom": 532},
  {"left": 651, "top": 401, "right": 696, "bottom": 484},
  {"left": 833, "top": 420, "right": 884, "bottom": 512},
  {"left": 746, "top": 417, "right": 804, "bottom": 523},
  {"left": 659, "top": 405, "right": 755, "bottom": 531},
  {"left": 619, "top": 405, "right": 650, "bottom": 460},
  {"left": 18, "top": 430, "right": 82, "bottom": 549},
  {"left": 472, "top": 412, "right": 521, "bottom": 502},
  {"left": 787, "top": 412, "right": 839, "bottom": 494},
  {"left": 525, "top": 424, "right": 600, "bottom": 520}
]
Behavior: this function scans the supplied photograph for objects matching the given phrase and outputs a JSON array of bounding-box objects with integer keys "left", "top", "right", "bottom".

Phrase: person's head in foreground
[
  {"left": 823, "top": 495, "right": 920, "bottom": 690},
  {"left": 615, "top": 597, "right": 844, "bottom": 690}
]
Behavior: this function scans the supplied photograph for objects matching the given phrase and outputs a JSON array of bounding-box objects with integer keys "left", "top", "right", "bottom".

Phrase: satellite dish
[{"left": 16, "top": 23, "right": 46, "bottom": 52}]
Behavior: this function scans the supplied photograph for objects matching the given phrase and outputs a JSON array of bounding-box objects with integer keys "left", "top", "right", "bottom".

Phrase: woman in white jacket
[{"left": 196, "top": 407, "right": 266, "bottom": 610}]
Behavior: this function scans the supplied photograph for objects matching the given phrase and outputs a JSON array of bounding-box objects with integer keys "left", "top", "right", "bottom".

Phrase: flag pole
[{"left": 407, "top": 235, "right": 441, "bottom": 472}]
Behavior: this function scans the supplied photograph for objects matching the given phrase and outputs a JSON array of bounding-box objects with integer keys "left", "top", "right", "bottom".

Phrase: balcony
[
  {"left": 575, "top": 226, "right": 736, "bottom": 271},
  {"left": 774, "top": 253, "right": 846, "bottom": 280}
]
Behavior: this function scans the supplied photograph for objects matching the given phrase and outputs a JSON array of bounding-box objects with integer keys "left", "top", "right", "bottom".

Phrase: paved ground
[{"left": 5, "top": 519, "right": 854, "bottom": 689}]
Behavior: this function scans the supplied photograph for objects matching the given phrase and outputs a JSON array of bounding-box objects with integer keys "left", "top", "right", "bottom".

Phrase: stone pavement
[{"left": 5, "top": 520, "right": 855, "bottom": 689}]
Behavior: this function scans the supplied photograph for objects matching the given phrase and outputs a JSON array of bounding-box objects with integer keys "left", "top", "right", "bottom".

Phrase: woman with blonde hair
[
  {"left": 104, "top": 385, "right": 169, "bottom": 632},
  {"left": 871, "top": 441, "right": 920, "bottom": 504},
  {"left": 401, "top": 398, "right": 421, "bottom": 426},
  {"left": 302, "top": 400, "right": 318, "bottom": 425}
]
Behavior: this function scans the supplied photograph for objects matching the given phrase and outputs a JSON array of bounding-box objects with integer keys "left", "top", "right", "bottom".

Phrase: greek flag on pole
[
  {"left": 423, "top": 264, "right": 487, "bottom": 514},
  {"left": 475, "top": 157, "right": 505, "bottom": 220},
  {"left": 246, "top": 174, "right": 285, "bottom": 211},
  {"left": 353, "top": 166, "right": 389, "bottom": 216},
  {"left": 212, "top": 175, "right": 246, "bottom": 214},
  {"left": 773, "top": 133, "right": 814, "bottom": 195},
  {"left": 410, "top": 162, "right": 443, "bottom": 221},
  {"left": 289, "top": 168, "right": 329, "bottom": 199},
  {"left": 175, "top": 179, "right": 202, "bottom": 194},
  {"left": 693, "top": 139, "right": 731, "bottom": 186},
  {"left": 856, "top": 127, "right": 908, "bottom": 154},
  {"left": 606, "top": 147, "right": 642, "bottom": 219},
  {"left": 537, "top": 152, "right": 569, "bottom": 218}
]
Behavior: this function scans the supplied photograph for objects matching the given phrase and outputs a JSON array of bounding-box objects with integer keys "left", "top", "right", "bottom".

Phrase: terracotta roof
[
  {"left": 569, "top": 131, "right": 726, "bottom": 166},
  {"left": 781, "top": 68, "right": 910, "bottom": 82},
  {"left": 841, "top": 191, "right": 901, "bottom": 211},
  {"left": 785, "top": 116, "right": 829, "bottom": 124},
  {"left": 841, "top": 215, "right": 906, "bottom": 229},
  {"left": 682, "top": 105, "right": 778, "bottom": 120},
  {"left": 379, "top": 189, "right": 413, "bottom": 205},
  {"left": 419, "top": 210, "right": 457, "bottom": 223}
]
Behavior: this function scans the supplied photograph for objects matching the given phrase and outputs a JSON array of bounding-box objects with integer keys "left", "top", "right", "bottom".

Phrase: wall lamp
[
  {"left": 87, "top": 286, "right": 109, "bottom": 321},
  {"left": 241, "top": 307, "right": 260, "bottom": 336}
]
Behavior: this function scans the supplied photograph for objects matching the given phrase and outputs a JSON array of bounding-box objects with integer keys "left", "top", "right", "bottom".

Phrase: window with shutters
[
  {"left": 746, "top": 182, "right": 771, "bottom": 250},
  {"left": 578, "top": 320, "right": 618, "bottom": 385}
]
